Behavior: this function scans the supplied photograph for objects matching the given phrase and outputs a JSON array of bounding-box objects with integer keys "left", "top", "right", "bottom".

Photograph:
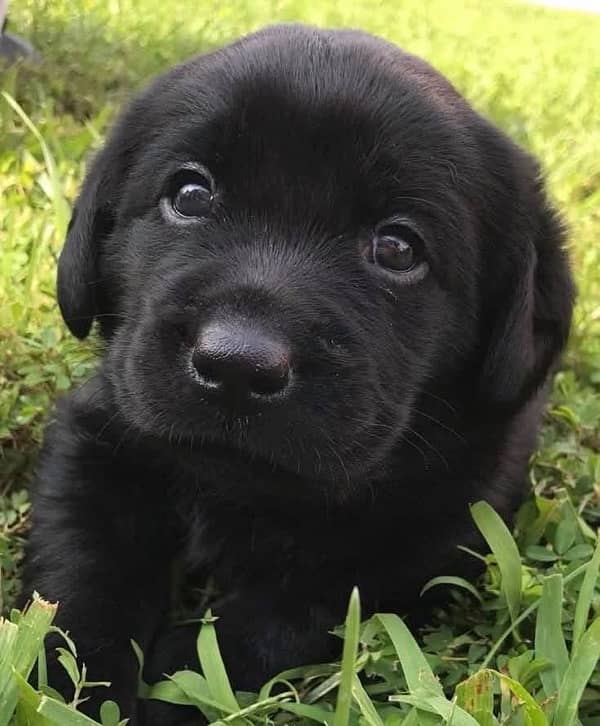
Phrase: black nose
[{"left": 191, "top": 320, "right": 291, "bottom": 401}]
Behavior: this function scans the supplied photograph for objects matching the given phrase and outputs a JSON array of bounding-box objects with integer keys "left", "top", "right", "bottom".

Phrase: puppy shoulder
[
  {"left": 34, "top": 375, "right": 169, "bottom": 506},
  {"left": 41, "top": 373, "right": 120, "bottom": 458}
]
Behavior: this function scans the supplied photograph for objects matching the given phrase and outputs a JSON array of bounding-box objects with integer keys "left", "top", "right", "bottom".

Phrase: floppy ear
[
  {"left": 57, "top": 156, "right": 117, "bottom": 339},
  {"left": 57, "top": 73, "right": 176, "bottom": 339},
  {"left": 56, "top": 55, "right": 209, "bottom": 338},
  {"left": 478, "top": 150, "right": 575, "bottom": 409}
]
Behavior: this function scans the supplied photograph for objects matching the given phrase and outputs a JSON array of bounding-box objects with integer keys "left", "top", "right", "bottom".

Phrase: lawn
[{"left": 0, "top": 0, "right": 599, "bottom": 724}]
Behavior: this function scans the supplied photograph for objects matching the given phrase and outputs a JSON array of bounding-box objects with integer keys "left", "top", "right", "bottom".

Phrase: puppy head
[{"left": 58, "top": 25, "right": 573, "bottom": 496}]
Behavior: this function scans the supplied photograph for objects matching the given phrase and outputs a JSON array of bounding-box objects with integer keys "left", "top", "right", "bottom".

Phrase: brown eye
[
  {"left": 172, "top": 180, "right": 212, "bottom": 218},
  {"left": 363, "top": 221, "right": 429, "bottom": 283},
  {"left": 163, "top": 164, "right": 215, "bottom": 221},
  {"left": 374, "top": 233, "right": 415, "bottom": 271}
]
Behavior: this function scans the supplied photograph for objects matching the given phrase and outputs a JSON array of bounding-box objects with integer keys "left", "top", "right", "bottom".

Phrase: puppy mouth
[
  {"left": 152, "top": 390, "right": 402, "bottom": 492},
  {"left": 167, "top": 432, "right": 279, "bottom": 468},
  {"left": 163, "top": 423, "right": 344, "bottom": 497},
  {"left": 107, "top": 304, "right": 400, "bottom": 488}
]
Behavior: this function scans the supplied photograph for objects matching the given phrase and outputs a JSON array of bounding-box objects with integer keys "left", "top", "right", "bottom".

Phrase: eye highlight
[
  {"left": 374, "top": 230, "right": 415, "bottom": 272},
  {"left": 162, "top": 164, "right": 215, "bottom": 221},
  {"left": 363, "top": 220, "right": 429, "bottom": 283}
]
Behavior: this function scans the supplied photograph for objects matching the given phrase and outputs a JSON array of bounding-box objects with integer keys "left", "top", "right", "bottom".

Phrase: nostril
[
  {"left": 190, "top": 321, "right": 292, "bottom": 402},
  {"left": 248, "top": 360, "right": 290, "bottom": 397},
  {"left": 191, "top": 350, "right": 223, "bottom": 388}
]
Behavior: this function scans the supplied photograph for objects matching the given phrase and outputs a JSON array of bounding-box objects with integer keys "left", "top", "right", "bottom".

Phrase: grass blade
[
  {"left": 481, "top": 562, "right": 589, "bottom": 669},
  {"left": 420, "top": 576, "right": 483, "bottom": 603},
  {"left": 167, "top": 670, "right": 227, "bottom": 721},
  {"left": 1, "top": 91, "right": 70, "bottom": 240},
  {"left": 305, "top": 672, "right": 342, "bottom": 704},
  {"left": 351, "top": 674, "right": 384, "bottom": 726},
  {"left": 535, "top": 574, "right": 569, "bottom": 697},
  {"left": 36, "top": 697, "right": 104, "bottom": 725},
  {"left": 144, "top": 678, "right": 199, "bottom": 707},
  {"left": 258, "top": 663, "right": 337, "bottom": 700},
  {"left": 491, "top": 671, "right": 548, "bottom": 726},
  {"left": 279, "top": 702, "right": 334, "bottom": 724},
  {"left": 572, "top": 538, "right": 600, "bottom": 653},
  {"left": 13, "top": 669, "right": 53, "bottom": 726},
  {"left": 375, "top": 613, "right": 443, "bottom": 697},
  {"left": 333, "top": 587, "right": 361, "bottom": 726},
  {"left": 553, "top": 617, "right": 600, "bottom": 726},
  {"left": 390, "top": 695, "right": 479, "bottom": 726},
  {"left": 0, "top": 595, "right": 57, "bottom": 726},
  {"left": 471, "top": 501, "right": 522, "bottom": 623},
  {"left": 7, "top": 597, "right": 57, "bottom": 678},
  {"left": 196, "top": 611, "right": 240, "bottom": 714},
  {"left": 455, "top": 670, "right": 494, "bottom": 725},
  {"left": 398, "top": 709, "right": 434, "bottom": 726},
  {"left": 13, "top": 672, "right": 101, "bottom": 725},
  {"left": 0, "top": 620, "right": 18, "bottom": 726}
]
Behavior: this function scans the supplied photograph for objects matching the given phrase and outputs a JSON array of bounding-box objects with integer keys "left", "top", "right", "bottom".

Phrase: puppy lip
[
  {"left": 178, "top": 436, "right": 313, "bottom": 488},
  {"left": 168, "top": 425, "right": 341, "bottom": 489}
]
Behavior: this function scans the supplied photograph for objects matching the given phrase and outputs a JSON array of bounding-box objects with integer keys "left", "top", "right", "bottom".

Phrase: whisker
[
  {"left": 418, "top": 390, "right": 458, "bottom": 414},
  {"left": 405, "top": 425, "right": 450, "bottom": 471},
  {"left": 318, "top": 426, "right": 352, "bottom": 490},
  {"left": 112, "top": 422, "right": 136, "bottom": 455},
  {"left": 94, "top": 411, "right": 120, "bottom": 442},
  {"left": 398, "top": 431, "right": 429, "bottom": 469},
  {"left": 411, "top": 407, "right": 466, "bottom": 442}
]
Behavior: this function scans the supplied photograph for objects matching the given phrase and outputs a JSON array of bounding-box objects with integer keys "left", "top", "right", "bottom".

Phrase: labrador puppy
[{"left": 22, "top": 23, "right": 574, "bottom": 725}]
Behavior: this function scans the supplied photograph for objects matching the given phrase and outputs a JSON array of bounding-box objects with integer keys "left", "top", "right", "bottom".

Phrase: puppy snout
[{"left": 191, "top": 319, "right": 292, "bottom": 402}]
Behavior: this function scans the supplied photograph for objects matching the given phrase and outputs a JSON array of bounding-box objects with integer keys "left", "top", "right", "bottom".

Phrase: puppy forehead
[
  {"left": 214, "top": 25, "right": 468, "bottom": 123},
  {"left": 140, "top": 26, "right": 470, "bottom": 174},
  {"left": 115, "top": 29, "right": 481, "bottom": 298}
]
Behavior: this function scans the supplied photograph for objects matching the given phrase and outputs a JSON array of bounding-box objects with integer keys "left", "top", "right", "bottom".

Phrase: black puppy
[{"left": 22, "top": 24, "right": 573, "bottom": 724}]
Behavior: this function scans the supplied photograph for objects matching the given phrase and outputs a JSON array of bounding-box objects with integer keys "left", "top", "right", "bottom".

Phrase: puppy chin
[
  {"left": 103, "top": 310, "right": 414, "bottom": 499},
  {"left": 107, "top": 371, "right": 393, "bottom": 501}
]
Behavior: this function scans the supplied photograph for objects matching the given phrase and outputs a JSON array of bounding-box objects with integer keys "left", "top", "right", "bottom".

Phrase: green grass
[{"left": 0, "top": 0, "right": 599, "bottom": 723}]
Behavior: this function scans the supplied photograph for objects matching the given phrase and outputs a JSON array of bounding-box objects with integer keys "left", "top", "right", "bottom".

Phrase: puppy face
[{"left": 58, "top": 26, "right": 573, "bottom": 497}]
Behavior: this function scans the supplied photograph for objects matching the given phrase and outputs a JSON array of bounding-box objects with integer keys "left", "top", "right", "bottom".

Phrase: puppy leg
[
  {"left": 214, "top": 592, "right": 341, "bottom": 690},
  {"left": 21, "top": 426, "right": 175, "bottom": 724},
  {"left": 137, "top": 599, "right": 339, "bottom": 726},
  {"left": 144, "top": 590, "right": 341, "bottom": 693},
  {"left": 139, "top": 625, "right": 202, "bottom": 726}
]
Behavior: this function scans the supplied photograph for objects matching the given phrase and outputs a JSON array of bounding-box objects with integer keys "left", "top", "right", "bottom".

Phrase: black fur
[{"left": 22, "top": 24, "right": 574, "bottom": 725}]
